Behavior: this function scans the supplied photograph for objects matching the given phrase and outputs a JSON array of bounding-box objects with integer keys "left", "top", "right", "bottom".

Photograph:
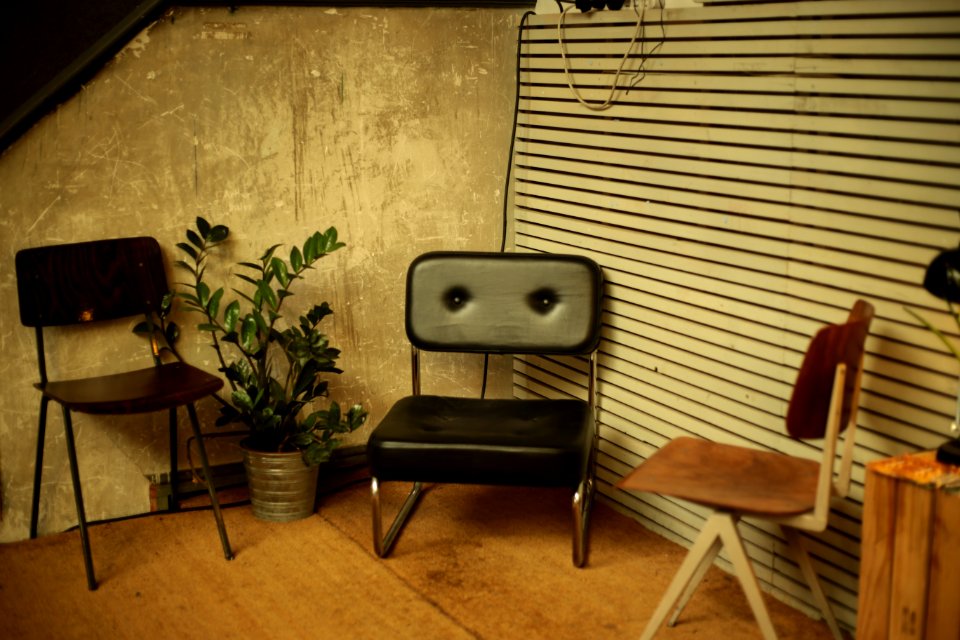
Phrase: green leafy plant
[{"left": 161, "top": 216, "right": 367, "bottom": 465}]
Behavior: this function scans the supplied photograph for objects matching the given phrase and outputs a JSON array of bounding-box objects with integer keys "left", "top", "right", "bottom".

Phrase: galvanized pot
[{"left": 241, "top": 440, "right": 320, "bottom": 522}]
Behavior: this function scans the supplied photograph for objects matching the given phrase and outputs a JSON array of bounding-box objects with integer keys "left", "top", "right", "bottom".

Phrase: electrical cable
[
  {"left": 626, "top": 0, "right": 665, "bottom": 91},
  {"left": 481, "top": 8, "right": 535, "bottom": 400},
  {"left": 557, "top": 3, "right": 643, "bottom": 111},
  {"left": 557, "top": 0, "right": 665, "bottom": 110}
]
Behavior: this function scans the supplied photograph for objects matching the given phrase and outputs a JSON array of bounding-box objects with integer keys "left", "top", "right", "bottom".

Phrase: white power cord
[{"left": 557, "top": 0, "right": 664, "bottom": 111}]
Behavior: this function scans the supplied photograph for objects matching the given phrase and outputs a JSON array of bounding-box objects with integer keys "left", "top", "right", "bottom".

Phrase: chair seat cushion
[
  {"left": 367, "top": 395, "right": 593, "bottom": 487},
  {"left": 39, "top": 361, "right": 224, "bottom": 414}
]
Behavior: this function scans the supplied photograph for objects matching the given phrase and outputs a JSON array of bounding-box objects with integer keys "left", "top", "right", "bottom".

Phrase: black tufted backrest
[{"left": 405, "top": 251, "right": 604, "bottom": 355}]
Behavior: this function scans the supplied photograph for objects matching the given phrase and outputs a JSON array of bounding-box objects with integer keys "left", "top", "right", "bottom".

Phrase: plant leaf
[
  {"left": 271, "top": 257, "right": 290, "bottom": 288},
  {"left": 208, "top": 224, "right": 229, "bottom": 242},
  {"left": 197, "top": 281, "right": 210, "bottom": 308},
  {"left": 186, "top": 229, "right": 204, "bottom": 250},
  {"left": 176, "top": 242, "right": 198, "bottom": 260},
  {"left": 196, "top": 216, "right": 211, "bottom": 238},
  {"left": 207, "top": 287, "right": 224, "bottom": 320},
  {"left": 260, "top": 244, "right": 282, "bottom": 264},
  {"left": 240, "top": 315, "right": 257, "bottom": 351},
  {"left": 290, "top": 246, "right": 303, "bottom": 272},
  {"left": 223, "top": 300, "right": 241, "bottom": 333},
  {"left": 258, "top": 280, "right": 278, "bottom": 310}
]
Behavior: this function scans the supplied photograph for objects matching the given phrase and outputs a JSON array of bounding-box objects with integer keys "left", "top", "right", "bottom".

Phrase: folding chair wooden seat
[{"left": 367, "top": 251, "right": 604, "bottom": 566}]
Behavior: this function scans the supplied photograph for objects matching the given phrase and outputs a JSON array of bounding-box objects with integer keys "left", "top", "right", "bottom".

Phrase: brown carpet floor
[{"left": 0, "top": 482, "right": 838, "bottom": 639}]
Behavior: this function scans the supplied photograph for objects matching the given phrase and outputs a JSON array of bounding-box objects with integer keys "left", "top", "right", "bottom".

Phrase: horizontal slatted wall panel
[{"left": 511, "top": 0, "right": 960, "bottom": 631}]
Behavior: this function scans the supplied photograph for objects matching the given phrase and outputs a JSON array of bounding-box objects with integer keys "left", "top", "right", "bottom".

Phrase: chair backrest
[
  {"left": 404, "top": 251, "right": 604, "bottom": 355},
  {"left": 786, "top": 299, "right": 874, "bottom": 440},
  {"left": 783, "top": 299, "right": 874, "bottom": 526},
  {"left": 15, "top": 237, "right": 168, "bottom": 328}
]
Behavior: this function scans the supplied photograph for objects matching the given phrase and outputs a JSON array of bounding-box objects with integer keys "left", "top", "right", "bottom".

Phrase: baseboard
[{"left": 149, "top": 445, "right": 371, "bottom": 511}]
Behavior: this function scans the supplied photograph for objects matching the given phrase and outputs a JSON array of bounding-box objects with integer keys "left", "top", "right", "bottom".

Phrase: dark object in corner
[
  {"left": 920, "top": 244, "right": 960, "bottom": 466},
  {"left": 936, "top": 437, "right": 960, "bottom": 466}
]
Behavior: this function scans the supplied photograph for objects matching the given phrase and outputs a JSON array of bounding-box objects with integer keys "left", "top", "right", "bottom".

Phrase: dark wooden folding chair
[
  {"left": 15, "top": 236, "right": 233, "bottom": 590},
  {"left": 618, "top": 299, "right": 874, "bottom": 640},
  {"left": 367, "top": 251, "right": 604, "bottom": 566}
]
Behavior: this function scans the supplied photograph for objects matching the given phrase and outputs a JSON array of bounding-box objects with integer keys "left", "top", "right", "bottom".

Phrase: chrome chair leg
[
  {"left": 572, "top": 476, "right": 594, "bottom": 568},
  {"left": 372, "top": 477, "right": 423, "bottom": 557}
]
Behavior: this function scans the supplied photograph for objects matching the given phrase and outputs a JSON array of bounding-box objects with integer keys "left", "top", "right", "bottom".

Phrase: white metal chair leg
[
  {"left": 641, "top": 512, "right": 777, "bottom": 640},
  {"left": 667, "top": 531, "right": 723, "bottom": 626},
  {"left": 640, "top": 513, "right": 725, "bottom": 640},
  {"left": 717, "top": 513, "right": 778, "bottom": 640},
  {"left": 371, "top": 478, "right": 423, "bottom": 557},
  {"left": 783, "top": 527, "right": 844, "bottom": 640}
]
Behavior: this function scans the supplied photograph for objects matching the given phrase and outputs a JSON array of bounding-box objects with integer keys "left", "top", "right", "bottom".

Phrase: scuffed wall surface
[{"left": 0, "top": 5, "right": 521, "bottom": 541}]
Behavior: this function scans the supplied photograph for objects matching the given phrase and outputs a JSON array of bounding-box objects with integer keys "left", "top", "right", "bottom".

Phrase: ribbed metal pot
[{"left": 241, "top": 442, "right": 320, "bottom": 522}]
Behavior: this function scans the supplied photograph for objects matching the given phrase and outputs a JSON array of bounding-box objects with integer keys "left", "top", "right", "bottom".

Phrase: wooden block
[
  {"left": 889, "top": 480, "right": 934, "bottom": 639},
  {"left": 858, "top": 468, "right": 898, "bottom": 640},
  {"left": 925, "top": 489, "right": 960, "bottom": 640}
]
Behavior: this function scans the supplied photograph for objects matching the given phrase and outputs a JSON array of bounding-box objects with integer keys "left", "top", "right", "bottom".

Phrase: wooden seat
[
  {"left": 367, "top": 251, "right": 604, "bottom": 566},
  {"left": 15, "top": 237, "right": 234, "bottom": 590},
  {"left": 619, "top": 299, "right": 874, "bottom": 640}
]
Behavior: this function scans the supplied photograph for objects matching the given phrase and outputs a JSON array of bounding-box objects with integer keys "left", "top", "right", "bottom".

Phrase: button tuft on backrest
[
  {"left": 443, "top": 286, "right": 471, "bottom": 311},
  {"left": 528, "top": 288, "right": 557, "bottom": 315}
]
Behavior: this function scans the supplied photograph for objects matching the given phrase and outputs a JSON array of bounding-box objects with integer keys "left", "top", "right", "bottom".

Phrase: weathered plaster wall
[{"left": 0, "top": 5, "right": 521, "bottom": 541}]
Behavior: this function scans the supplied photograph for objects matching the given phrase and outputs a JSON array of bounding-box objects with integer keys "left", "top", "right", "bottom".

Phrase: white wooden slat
[
  {"left": 519, "top": 139, "right": 960, "bottom": 209},
  {"left": 518, "top": 199, "right": 944, "bottom": 304},
  {"left": 520, "top": 97, "right": 960, "bottom": 144},
  {"left": 530, "top": 36, "right": 960, "bottom": 58},
  {"left": 516, "top": 159, "right": 958, "bottom": 228},
  {"left": 524, "top": 5, "right": 960, "bottom": 41},
  {"left": 524, "top": 83, "right": 960, "bottom": 124},
  {"left": 524, "top": 71, "right": 960, "bottom": 102},
  {"left": 514, "top": 226, "right": 876, "bottom": 345},
  {"left": 524, "top": 54, "right": 960, "bottom": 80},
  {"left": 518, "top": 114, "right": 960, "bottom": 166},
  {"left": 516, "top": 179, "right": 956, "bottom": 249}
]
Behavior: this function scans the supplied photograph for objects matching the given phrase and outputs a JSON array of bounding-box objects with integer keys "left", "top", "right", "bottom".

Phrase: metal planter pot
[{"left": 241, "top": 441, "right": 320, "bottom": 522}]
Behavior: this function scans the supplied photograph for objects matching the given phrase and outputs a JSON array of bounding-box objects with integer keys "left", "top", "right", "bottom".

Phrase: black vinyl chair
[
  {"left": 367, "top": 251, "right": 604, "bottom": 566},
  {"left": 15, "top": 237, "right": 233, "bottom": 590}
]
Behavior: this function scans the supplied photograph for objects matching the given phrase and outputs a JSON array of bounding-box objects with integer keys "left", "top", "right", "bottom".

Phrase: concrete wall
[{"left": 0, "top": 5, "right": 522, "bottom": 541}]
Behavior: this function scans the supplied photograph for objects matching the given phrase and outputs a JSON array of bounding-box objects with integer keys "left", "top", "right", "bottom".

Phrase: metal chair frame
[
  {"left": 371, "top": 347, "right": 599, "bottom": 566},
  {"left": 17, "top": 237, "right": 233, "bottom": 590}
]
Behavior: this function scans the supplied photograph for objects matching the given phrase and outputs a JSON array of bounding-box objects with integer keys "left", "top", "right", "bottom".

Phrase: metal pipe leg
[
  {"left": 185, "top": 404, "right": 234, "bottom": 561},
  {"left": 572, "top": 477, "right": 593, "bottom": 568},
  {"left": 62, "top": 407, "right": 97, "bottom": 591},
  {"left": 30, "top": 396, "right": 49, "bottom": 539},
  {"left": 372, "top": 478, "right": 423, "bottom": 558}
]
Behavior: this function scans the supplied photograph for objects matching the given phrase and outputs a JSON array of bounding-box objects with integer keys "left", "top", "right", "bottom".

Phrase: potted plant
[{"left": 149, "top": 216, "right": 367, "bottom": 521}]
